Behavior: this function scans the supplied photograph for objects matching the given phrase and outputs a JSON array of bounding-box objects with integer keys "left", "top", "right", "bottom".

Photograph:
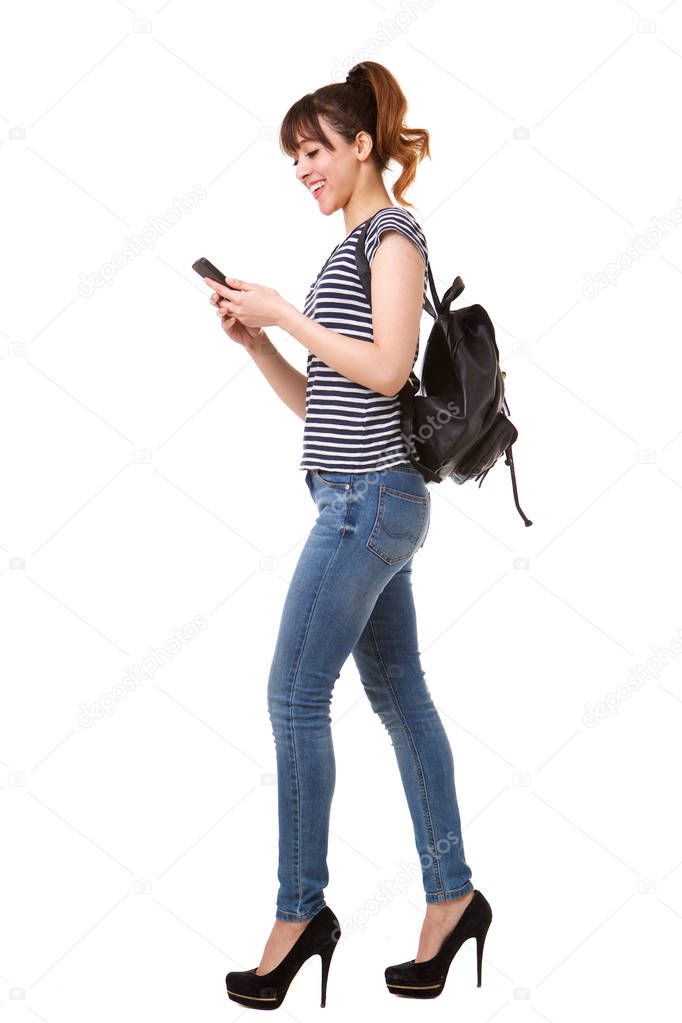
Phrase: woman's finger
[{"left": 204, "top": 276, "right": 233, "bottom": 299}]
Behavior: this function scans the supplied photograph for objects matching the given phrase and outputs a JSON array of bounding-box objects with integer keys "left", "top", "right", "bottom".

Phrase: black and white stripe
[{"left": 300, "top": 206, "right": 428, "bottom": 473}]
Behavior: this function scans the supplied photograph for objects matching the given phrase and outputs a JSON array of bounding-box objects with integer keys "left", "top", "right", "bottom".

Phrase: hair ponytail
[
  {"left": 359, "top": 62, "right": 430, "bottom": 208},
  {"left": 279, "top": 60, "right": 430, "bottom": 208}
]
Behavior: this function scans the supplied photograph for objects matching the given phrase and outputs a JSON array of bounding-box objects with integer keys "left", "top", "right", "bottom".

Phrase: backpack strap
[
  {"left": 504, "top": 445, "right": 533, "bottom": 526},
  {"left": 355, "top": 215, "right": 441, "bottom": 319}
]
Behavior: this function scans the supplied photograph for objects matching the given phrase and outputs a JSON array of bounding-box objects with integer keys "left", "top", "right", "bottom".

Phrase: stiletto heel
[
  {"left": 385, "top": 889, "right": 492, "bottom": 999},
  {"left": 319, "top": 939, "right": 337, "bottom": 1007},
  {"left": 225, "top": 905, "right": 341, "bottom": 1010},
  {"left": 476, "top": 919, "right": 490, "bottom": 986}
]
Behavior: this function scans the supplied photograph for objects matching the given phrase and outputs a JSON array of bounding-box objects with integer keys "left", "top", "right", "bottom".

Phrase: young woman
[{"left": 206, "top": 61, "right": 492, "bottom": 1009}]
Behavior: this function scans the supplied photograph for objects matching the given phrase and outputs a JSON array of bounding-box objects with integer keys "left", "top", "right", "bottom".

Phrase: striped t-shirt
[{"left": 299, "top": 205, "right": 429, "bottom": 473}]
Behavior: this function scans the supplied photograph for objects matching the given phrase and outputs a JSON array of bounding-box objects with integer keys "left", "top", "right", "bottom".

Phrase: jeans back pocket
[{"left": 366, "top": 485, "right": 429, "bottom": 564}]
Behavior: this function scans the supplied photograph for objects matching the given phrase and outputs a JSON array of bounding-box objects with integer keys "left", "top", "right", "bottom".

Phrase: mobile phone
[{"left": 192, "top": 257, "right": 237, "bottom": 289}]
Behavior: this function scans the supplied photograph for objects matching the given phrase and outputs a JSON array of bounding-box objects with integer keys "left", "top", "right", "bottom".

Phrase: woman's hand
[
  {"left": 205, "top": 276, "right": 287, "bottom": 332},
  {"left": 209, "top": 286, "right": 263, "bottom": 349}
]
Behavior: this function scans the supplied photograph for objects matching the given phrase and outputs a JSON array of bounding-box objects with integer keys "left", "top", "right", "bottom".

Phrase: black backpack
[{"left": 355, "top": 215, "right": 533, "bottom": 527}]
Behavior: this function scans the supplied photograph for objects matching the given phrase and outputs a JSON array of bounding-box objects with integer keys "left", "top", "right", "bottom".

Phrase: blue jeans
[{"left": 267, "top": 463, "right": 474, "bottom": 921}]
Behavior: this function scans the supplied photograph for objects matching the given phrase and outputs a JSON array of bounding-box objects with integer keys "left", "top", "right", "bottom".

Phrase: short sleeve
[{"left": 364, "top": 207, "right": 428, "bottom": 269}]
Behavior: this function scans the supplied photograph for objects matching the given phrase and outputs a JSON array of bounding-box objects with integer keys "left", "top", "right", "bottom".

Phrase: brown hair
[{"left": 279, "top": 61, "right": 430, "bottom": 209}]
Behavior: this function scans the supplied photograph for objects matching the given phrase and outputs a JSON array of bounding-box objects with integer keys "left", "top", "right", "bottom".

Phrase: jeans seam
[
  {"left": 341, "top": 475, "right": 355, "bottom": 536},
  {"left": 380, "top": 484, "right": 428, "bottom": 504},
  {"left": 316, "top": 470, "right": 350, "bottom": 488},
  {"left": 366, "top": 615, "right": 444, "bottom": 895},
  {"left": 276, "top": 901, "right": 327, "bottom": 922},
  {"left": 284, "top": 526, "right": 346, "bottom": 918},
  {"left": 425, "top": 882, "right": 475, "bottom": 901}
]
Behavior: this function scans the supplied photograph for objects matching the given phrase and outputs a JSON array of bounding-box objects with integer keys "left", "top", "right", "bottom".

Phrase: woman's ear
[{"left": 356, "top": 130, "right": 374, "bottom": 161}]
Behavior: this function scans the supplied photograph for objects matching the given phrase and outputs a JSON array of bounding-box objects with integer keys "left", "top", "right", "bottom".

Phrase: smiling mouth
[{"left": 310, "top": 181, "right": 326, "bottom": 198}]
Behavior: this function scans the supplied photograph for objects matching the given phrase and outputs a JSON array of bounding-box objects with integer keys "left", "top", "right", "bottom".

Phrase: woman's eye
[{"left": 293, "top": 149, "right": 319, "bottom": 167}]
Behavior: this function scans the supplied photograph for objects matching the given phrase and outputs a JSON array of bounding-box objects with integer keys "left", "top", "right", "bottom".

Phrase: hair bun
[{"left": 345, "top": 63, "right": 366, "bottom": 85}]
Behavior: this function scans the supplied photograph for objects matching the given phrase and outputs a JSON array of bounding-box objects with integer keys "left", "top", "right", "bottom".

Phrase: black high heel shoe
[
  {"left": 385, "top": 889, "right": 492, "bottom": 999},
  {"left": 225, "top": 905, "right": 341, "bottom": 1010}
]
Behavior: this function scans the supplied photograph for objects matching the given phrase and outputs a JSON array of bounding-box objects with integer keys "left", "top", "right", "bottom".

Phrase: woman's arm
[
  {"left": 247, "top": 333, "right": 307, "bottom": 421},
  {"left": 278, "top": 230, "right": 425, "bottom": 397},
  {"left": 207, "top": 230, "right": 424, "bottom": 397}
]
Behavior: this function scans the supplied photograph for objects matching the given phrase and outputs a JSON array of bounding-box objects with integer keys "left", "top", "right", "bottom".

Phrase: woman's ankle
[{"left": 425, "top": 891, "right": 474, "bottom": 915}]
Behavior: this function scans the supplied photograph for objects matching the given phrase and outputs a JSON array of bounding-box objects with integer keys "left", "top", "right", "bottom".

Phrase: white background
[{"left": 1, "top": 0, "right": 681, "bottom": 1019}]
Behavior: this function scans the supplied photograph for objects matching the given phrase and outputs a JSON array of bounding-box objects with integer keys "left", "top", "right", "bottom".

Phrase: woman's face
[{"left": 293, "top": 118, "right": 369, "bottom": 216}]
